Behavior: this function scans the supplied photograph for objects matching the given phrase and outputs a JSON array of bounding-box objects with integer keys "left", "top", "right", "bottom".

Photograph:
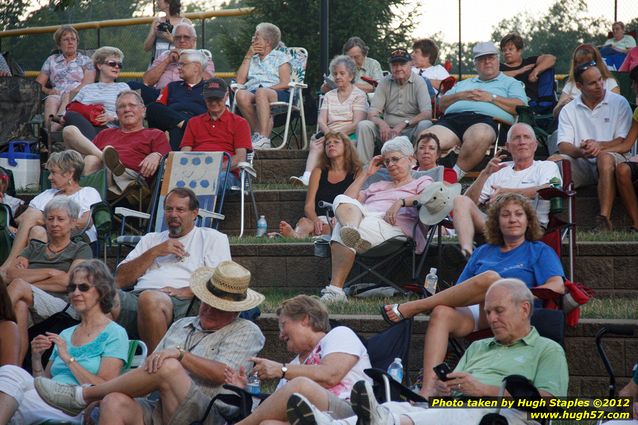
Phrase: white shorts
[
  {"left": 330, "top": 195, "right": 405, "bottom": 253},
  {"left": 29, "top": 286, "right": 79, "bottom": 327}
]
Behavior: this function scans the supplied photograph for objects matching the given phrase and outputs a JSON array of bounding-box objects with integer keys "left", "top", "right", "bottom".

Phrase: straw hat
[
  {"left": 418, "top": 182, "right": 462, "bottom": 225},
  {"left": 190, "top": 261, "right": 265, "bottom": 312}
]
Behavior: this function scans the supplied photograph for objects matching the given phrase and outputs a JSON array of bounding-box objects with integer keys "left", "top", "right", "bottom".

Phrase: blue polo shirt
[
  {"left": 444, "top": 72, "right": 527, "bottom": 124},
  {"left": 157, "top": 79, "right": 207, "bottom": 116}
]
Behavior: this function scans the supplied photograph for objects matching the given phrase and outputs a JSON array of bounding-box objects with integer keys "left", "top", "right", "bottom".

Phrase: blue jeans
[{"left": 218, "top": 171, "right": 240, "bottom": 194}]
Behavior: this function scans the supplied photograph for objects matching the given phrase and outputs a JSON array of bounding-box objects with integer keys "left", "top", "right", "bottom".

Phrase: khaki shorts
[
  {"left": 556, "top": 152, "right": 627, "bottom": 189},
  {"left": 138, "top": 382, "right": 219, "bottom": 425},
  {"left": 116, "top": 289, "right": 200, "bottom": 339},
  {"left": 29, "top": 286, "right": 79, "bottom": 327}
]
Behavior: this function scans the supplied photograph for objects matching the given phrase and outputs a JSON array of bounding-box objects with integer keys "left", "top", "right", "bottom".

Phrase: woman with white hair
[
  {"left": 58, "top": 46, "right": 129, "bottom": 141},
  {"left": 321, "top": 136, "right": 441, "bottom": 302},
  {"left": 235, "top": 22, "right": 292, "bottom": 149},
  {"left": 146, "top": 49, "right": 209, "bottom": 149}
]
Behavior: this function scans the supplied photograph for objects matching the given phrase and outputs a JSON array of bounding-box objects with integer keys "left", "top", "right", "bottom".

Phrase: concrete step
[
  {"left": 230, "top": 241, "right": 638, "bottom": 297},
  {"left": 255, "top": 314, "right": 638, "bottom": 397},
  {"left": 252, "top": 149, "right": 307, "bottom": 183}
]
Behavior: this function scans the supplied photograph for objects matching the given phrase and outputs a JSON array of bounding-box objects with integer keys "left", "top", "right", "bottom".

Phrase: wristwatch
[
  {"left": 403, "top": 119, "right": 411, "bottom": 127},
  {"left": 491, "top": 94, "right": 497, "bottom": 102},
  {"left": 281, "top": 364, "right": 288, "bottom": 379}
]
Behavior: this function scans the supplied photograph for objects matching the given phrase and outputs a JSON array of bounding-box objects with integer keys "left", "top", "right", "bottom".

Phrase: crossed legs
[
  {"left": 137, "top": 290, "right": 174, "bottom": 353},
  {"left": 63, "top": 125, "right": 106, "bottom": 175},
  {"left": 452, "top": 196, "right": 486, "bottom": 255}
]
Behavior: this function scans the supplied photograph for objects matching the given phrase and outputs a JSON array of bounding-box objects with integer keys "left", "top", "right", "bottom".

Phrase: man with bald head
[
  {"left": 450, "top": 122, "right": 561, "bottom": 259},
  {"left": 554, "top": 62, "right": 632, "bottom": 232}
]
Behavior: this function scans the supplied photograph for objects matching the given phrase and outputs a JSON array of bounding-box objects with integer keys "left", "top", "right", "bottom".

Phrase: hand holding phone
[{"left": 433, "top": 362, "right": 452, "bottom": 381}]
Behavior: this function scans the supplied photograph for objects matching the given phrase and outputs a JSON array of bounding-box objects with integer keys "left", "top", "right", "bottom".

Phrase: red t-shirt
[
  {"left": 93, "top": 128, "right": 170, "bottom": 173},
  {"left": 180, "top": 109, "right": 252, "bottom": 156}
]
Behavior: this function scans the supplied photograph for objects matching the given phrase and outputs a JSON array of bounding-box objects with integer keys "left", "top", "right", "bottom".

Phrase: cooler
[{"left": 0, "top": 141, "right": 40, "bottom": 191}]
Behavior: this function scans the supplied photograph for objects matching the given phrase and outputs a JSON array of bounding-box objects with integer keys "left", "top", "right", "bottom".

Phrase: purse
[{"left": 66, "top": 101, "right": 106, "bottom": 126}]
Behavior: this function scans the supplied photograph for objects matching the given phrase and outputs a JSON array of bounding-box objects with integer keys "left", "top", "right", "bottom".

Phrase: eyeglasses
[
  {"left": 104, "top": 61, "right": 123, "bottom": 69},
  {"left": 383, "top": 155, "right": 406, "bottom": 166},
  {"left": 66, "top": 283, "right": 93, "bottom": 293},
  {"left": 177, "top": 61, "right": 194, "bottom": 68},
  {"left": 174, "top": 35, "right": 193, "bottom": 41}
]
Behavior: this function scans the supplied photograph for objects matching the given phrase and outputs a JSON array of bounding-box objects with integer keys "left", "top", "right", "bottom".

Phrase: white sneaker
[
  {"left": 351, "top": 380, "right": 396, "bottom": 425},
  {"left": 290, "top": 175, "right": 309, "bottom": 186},
  {"left": 253, "top": 136, "right": 272, "bottom": 150},
  {"left": 320, "top": 286, "right": 347, "bottom": 303},
  {"left": 251, "top": 133, "right": 262, "bottom": 143},
  {"left": 34, "top": 377, "right": 86, "bottom": 416},
  {"left": 339, "top": 226, "right": 371, "bottom": 253},
  {"left": 287, "top": 392, "right": 335, "bottom": 425}
]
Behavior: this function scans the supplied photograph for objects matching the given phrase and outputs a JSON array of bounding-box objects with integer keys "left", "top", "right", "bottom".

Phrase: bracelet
[{"left": 176, "top": 345, "right": 185, "bottom": 362}]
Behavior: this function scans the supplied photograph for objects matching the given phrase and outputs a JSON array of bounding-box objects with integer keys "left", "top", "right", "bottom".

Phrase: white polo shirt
[{"left": 557, "top": 90, "right": 632, "bottom": 160}]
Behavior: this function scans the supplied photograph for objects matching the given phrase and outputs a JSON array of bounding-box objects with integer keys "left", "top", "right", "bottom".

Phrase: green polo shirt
[{"left": 454, "top": 326, "right": 568, "bottom": 396}]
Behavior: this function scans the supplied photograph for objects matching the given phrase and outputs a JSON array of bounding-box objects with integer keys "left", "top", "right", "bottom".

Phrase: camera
[{"left": 157, "top": 21, "right": 174, "bottom": 34}]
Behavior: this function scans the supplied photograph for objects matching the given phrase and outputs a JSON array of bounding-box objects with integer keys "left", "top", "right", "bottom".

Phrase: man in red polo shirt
[
  {"left": 180, "top": 77, "right": 252, "bottom": 191},
  {"left": 63, "top": 89, "right": 171, "bottom": 196}
]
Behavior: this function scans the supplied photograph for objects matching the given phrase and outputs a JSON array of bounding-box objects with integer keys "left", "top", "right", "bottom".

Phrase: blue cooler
[{"left": 0, "top": 141, "right": 40, "bottom": 191}]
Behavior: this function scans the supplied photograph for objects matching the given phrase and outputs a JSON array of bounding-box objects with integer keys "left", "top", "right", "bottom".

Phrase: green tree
[
  {"left": 218, "top": 0, "right": 420, "bottom": 89},
  {"left": 490, "top": 0, "right": 609, "bottom": 74}
]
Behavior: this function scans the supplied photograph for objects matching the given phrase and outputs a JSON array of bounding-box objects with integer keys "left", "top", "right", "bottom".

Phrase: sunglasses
[
  {"left": 104, "top": 61, "right": 123, "bottom": 69},
  {"left": 574, "top": 60, "right": 596, "bottom": 79},
  {"left": 66, "top": 283, "right": 93, "bottom": 293}
]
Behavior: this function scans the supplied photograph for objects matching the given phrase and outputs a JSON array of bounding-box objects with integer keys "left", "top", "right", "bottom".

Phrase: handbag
[
  {"left": 66, "top": 101, "right": 106, "bottom": 126},
  {"left": 23, "top": 303, "right": 80, "bottom": 373}
]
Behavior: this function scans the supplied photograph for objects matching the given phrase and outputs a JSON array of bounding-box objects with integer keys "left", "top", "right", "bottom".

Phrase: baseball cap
[
  {"left": 473, "top": 41, "right": 498, "bottom": 59},
  {"left": 202, "top": 78, "right": 228, "bottom": 99},
  {"left": 389, "top": 48, "right": 412, "bottom": 63}
]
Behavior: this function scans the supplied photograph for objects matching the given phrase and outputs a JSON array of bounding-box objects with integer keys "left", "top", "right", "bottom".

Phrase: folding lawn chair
[{"left": 114, "top": 151, "right": 230, "bottom": 262}]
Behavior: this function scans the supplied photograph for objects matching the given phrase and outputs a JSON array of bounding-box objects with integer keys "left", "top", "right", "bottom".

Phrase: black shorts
[
  {"left": 435, "top": 112, "right": 498, "bottom": 143},
  {"left": 623, "top": 161, "right": 638, "bottom": 181}
]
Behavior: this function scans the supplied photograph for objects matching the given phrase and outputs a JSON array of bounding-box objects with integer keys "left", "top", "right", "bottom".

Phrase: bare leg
[
  {"left": 383, "top": 270, "right": 501, "bottom": 321},
  {"left": 98, "top": 393, "right": 144, "bottom": 425},
  {"left": 328, "top": 242, "right": 356, "bottom": 290},
  {"left": 235, "top": 377, "right": 334, "bottom": 425},
  {"left": 28, "top": 225, "right": 47, "bottom": 243},
  {"left": 303, "top": 137, "right": 324, "bottom": 173},
  {"left": 452, "top": 196, "right": 486, "bottom": 254},
  {"left": 44, "top": 96, "right": 63, "bottom": 133},
  {"left": 1, "top": 208, "right": 45, "bottom": 271},
  {"left": 0, "top": 392, "right": 18, "bottom": 425},
  {"left": 255, "top": 88, "right": 278, "bottom": 137},
  {"left": 63, "top": 126, "right": 104, "bottom": 158},
  {"left": 7, "top": 278, "right": 34, "bottom": 363},
  {"left": 616, "top": 163, "right": 638, "bottom": 228},
  {"left": 420, "top": 306, "right": 477, "bottom": 398},
  {"left": 236, "top": 91, "right": 258, "bottom": 133},
  {"left": 280, "top": 219, "right": 314, "bottom": 239},
  {"left": 137, "top": 290, "right": 174, "bottom": 353},
  {"left": 421, "top": 125, "right": 460, "bottom": 153},
  {"left": 335, "top": 204, "right": 363, "bottom": 228},
  {"left": 597, "top": 153, "right": 617, "bottom": 219},
  {"left": 457, "top": 124, "right": 496, "bottom": 173}
]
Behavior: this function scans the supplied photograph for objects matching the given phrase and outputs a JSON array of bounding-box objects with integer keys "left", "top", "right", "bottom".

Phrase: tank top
[{"left": 314, "top": 170, "right": 355, "bottom": 217}]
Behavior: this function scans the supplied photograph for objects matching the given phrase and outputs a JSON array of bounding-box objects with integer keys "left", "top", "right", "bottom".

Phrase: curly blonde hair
[
  {"left": 316, "top": 132, "right": 362, "bottom": 176},
  {"left": 484, "top": 193, "right": 543, "bottom": 245}
]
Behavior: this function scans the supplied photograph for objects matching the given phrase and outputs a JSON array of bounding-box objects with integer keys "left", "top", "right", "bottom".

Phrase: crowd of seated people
[{"left": 2, "top": 18, "right": 638, "bottom": 425}]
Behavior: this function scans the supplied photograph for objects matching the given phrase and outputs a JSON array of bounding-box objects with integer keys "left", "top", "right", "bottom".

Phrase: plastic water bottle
[
  {"left": 246, "top": 373, "right": 261, "bottom": 395},
  {"left": 256, "top": 215, "right": 267, "bottom": 237},
  {"left": 549, "top": 177, "right": 563, "bottom": 213},
  {"left": 387, "top": 357, "right": 404, "bottom": 383},
  {"left": 424, "top": 267, "right": 438, "bottom": 295}
]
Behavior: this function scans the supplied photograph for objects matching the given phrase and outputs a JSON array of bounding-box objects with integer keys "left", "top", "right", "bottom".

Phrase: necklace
[{"left": 47, "top": 241, "right": 71, "bottom": 255}]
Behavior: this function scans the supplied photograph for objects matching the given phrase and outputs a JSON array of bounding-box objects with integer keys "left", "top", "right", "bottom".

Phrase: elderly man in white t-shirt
[
  {"left": 113, "top": 187, "right": 231, "bottom": 350},
  {"left": 450, "top": 123, "right": 561, "bottom": 259},
  {"left": 554, "top": 62, "right": 632, "bottom": 232}
]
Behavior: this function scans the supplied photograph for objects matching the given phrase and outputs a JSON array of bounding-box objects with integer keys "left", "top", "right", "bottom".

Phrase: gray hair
[
  {"left": 381, "top": 136, "right": 414, "bottom": 156},
  {"left": 255, "top": 22, "right": 281, "bottom": 49},
  {"left": 172, "top": 22, "right": 197, "bottom": 39},
  {"left": 69, "top": 260, "right": 117, "bottom": 314},
  {"left": 116, "top": 90, "right": 144, "bottom": 107},
  {"left": 43, "top": 196, "right": 81, "bottom": 219},
  {"left": 47, "top": 150, "right": 84, "bottom": 182},
  {"left": 506, "top": 123, "right": 536, "bottom": 143},
  {"left": 343, "top": 36, "right": 369, "bottom": 56},
  {"left": 329, "top": 55, "right": 357, "bottom": 83},
  {"left": 486, "top": 278, "right": 534, "bottom": 319},
  {"left": 92, "top": 46, "right": 124, "bottom": 66},
  {"left": 179, "top": 49, "right": 207, "bottom": 68}
]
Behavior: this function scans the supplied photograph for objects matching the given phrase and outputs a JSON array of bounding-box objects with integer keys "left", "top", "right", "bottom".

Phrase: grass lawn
[{"left": 256, "top": 288, "right": 638, "bottom": 320}]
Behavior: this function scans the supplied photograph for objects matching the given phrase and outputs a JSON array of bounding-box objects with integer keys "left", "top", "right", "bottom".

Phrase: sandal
[{"left": 380, "top": 303, "right": 405, "bottom": 325}]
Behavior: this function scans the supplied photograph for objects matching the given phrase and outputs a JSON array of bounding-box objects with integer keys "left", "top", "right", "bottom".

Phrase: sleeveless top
[{"left": 314, "top": 170, "right": 355, "bottom": 216}]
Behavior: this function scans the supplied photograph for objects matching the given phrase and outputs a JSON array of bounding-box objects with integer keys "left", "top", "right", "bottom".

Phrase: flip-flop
[{"left": 379, "top": 303, "right": 405, "bottom": 325}]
